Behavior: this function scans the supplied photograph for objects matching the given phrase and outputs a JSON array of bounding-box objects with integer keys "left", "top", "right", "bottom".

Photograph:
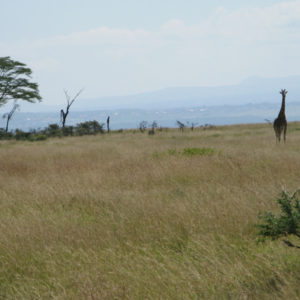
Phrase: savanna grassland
[{"left": 0, "top": 123, "right": 300, "bottom": 299}]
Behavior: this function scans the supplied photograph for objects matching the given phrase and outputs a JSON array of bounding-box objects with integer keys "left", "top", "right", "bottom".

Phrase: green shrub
[
  {"left": 44, "top": 124, "right": 62, "bottom": 137},
  {"left": 75, "top": 121, "right": 104, "bottom": 136},
  {"left": 62, "top": 126, "right": 74, "bottom": 136},
  {"left": 183, "top": 147, "right": 214, "bottom": 156},
  {"left": 29, "top": 134, "right": 48, "bottom": 142},
  {"left": 0, "top": 128, "right": 13, "bottom": 140},
  {"left": 256, "top": 190, "right": 300, "bottom": 242},
  {"left": 152, "top": 148, "right": 215, "bottom": 158},
  {"left": 14, "top": 129, "right": 32, "bottom": 140}
]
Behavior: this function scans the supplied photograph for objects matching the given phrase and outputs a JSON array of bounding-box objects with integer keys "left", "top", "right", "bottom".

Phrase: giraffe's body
[{"left": 273, "top": 89, "right": 287, "bottom": 143}]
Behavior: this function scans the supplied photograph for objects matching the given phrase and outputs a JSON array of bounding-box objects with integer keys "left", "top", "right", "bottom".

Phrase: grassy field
[{"left": 0, "top": 123, "right": 300, "bottom": 299}]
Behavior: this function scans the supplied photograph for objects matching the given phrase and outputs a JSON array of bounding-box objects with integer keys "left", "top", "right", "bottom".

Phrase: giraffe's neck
[{"left": 279, "top": 95, "right": 286, "bottom": 117}]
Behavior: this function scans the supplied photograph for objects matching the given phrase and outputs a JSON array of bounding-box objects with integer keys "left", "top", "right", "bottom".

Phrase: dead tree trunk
[
  {"left": 107, "top": 116, "right": 110, "bottom": 133},
  {"left": 3, "top": 102, "right": 19, "bottom": 132},
  {"left": 60, "top": 88, "right": 84, "bottom": 128}
]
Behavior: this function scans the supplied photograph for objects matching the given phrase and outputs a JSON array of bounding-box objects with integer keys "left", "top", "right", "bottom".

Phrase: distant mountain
[
  {"left": 72, "top": 75, "right": 300, "bottom": 111},
  {"left": 15, "top": 75, "right": 300, "bottom": 113}
]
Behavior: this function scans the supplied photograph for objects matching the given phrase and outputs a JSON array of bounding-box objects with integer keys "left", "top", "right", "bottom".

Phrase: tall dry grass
[{"left": 0, "top": 123, "right": 300, "bottom": 299}]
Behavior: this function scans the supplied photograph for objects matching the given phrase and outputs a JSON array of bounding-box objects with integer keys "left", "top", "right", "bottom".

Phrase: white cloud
[
  {"left": 10, "top": 1, "right": 300, "bottom": 50},
  {"left": 211, "top": 1, "right": 300, "bottom": 42},
  {"left": 32, "top": 27, "right": 152, "bottom": 48}
]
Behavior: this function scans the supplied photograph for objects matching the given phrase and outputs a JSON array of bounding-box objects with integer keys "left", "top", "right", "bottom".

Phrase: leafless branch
[{"left": 61, "top": 88, "right": 84, "bottom": 127}]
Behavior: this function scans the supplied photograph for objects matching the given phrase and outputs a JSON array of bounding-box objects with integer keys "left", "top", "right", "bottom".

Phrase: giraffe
[{"left": 273, "top": 89, "right": 287, "bottom": 143}]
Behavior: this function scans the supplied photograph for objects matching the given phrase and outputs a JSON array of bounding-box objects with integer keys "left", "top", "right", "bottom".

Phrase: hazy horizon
[
  {"left": 1, "top": 74, "right": 298, "bottom": 114},
  {"left": 3, "top": 101, "right": 300, "bottom": 131}
]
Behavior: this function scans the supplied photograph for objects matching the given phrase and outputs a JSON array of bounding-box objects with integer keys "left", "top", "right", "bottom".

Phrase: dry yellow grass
[{"left": 0, "top": 123, "right": 300, "bottom": 299}]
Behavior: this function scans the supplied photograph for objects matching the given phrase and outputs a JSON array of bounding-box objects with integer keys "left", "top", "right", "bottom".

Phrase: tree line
[
  {"left": 1, "top": 56, "right": 214, "bottom": 138},
  {"left": 0, "top": 56, "right": 102, "bottom": 134}
]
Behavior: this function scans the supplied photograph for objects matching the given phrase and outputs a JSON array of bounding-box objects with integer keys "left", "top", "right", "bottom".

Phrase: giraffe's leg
[
  {"left": 274, "top": 127, "right": 278, "bottom": 143},
  {"left": 284, "top": 125, "right": 287, "bottom": 143}
]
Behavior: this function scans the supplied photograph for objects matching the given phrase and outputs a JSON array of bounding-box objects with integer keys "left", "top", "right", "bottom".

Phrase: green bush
[
  {"left": 0, "top": 128, "right": 13, "bottom": 140},
  {"left": 62, "top": 126, "right": 74, "bottom": 136},
  {"left": 183, "top": 147, "right": 214, "bottom": 156},
  {"left": 44, "top": 124, "right": 62, "bottom": 137},
  {"left": 0, "top": 120, "right": 108, "bottom": 142},
  {"left": 14, "top": 129, "right": 32, "bottom": 140},
  {"left": 152, "top": 148, "right": 215, "bottom": 158},
  {"left": 256, "top": 190, "right": 300, "bottom": 242},
  {"left": 29, "top": 134, "right": 48, "bottom": 142},
  {"left": 75, "top": 121, "right": 104, "bottom": 136}
]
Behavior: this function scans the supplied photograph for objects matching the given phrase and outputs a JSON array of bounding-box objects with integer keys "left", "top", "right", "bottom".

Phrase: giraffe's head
[{"left": 279, "top": 89, "right": 288, "bottom": 97}]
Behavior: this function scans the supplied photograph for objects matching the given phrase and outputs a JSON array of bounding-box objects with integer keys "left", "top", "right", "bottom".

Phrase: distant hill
[
  {"left": 16, "top": 75, "right": 300, "bottom": 112},
  {"left": 71, "top": 75, "right": 300, "bottom": 110},
  {"left": 2, "top": 75, "right": 300, "bottom": 130}
]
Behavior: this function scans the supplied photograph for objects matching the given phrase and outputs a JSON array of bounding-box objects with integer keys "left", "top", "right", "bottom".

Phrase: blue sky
[{"left": 1, "top": 0, "right": 300, "bottom": 106}]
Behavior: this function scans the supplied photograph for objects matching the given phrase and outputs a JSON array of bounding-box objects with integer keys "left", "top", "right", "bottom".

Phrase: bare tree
[
  {"left": 176, "top": 120, "right": 186, "bottom": 132},
  {"left": 139, "top": 121, "right": 148, "bottom": 133},
  {"left": 191, "top": 122, "right": 198, "bottom": 131},
  {"left": 187, "top": 121, "right": 198, "bottom": 131},
  {"left": 3, "top": 101, "right": 20, "bottom": 132},
  {"left": 148, "top": 121, "right": 158, "bottom": 135},
  {"left": 107, "top": 116, "right": 110, "bottom": 133},
  {"left": 60, "top": 88, "right": 84, "bottom": 128}
]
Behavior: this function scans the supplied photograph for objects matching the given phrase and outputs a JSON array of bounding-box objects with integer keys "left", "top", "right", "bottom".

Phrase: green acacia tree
[{"left": 0, "top": 56, "right": 42, "bottom": 106}]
